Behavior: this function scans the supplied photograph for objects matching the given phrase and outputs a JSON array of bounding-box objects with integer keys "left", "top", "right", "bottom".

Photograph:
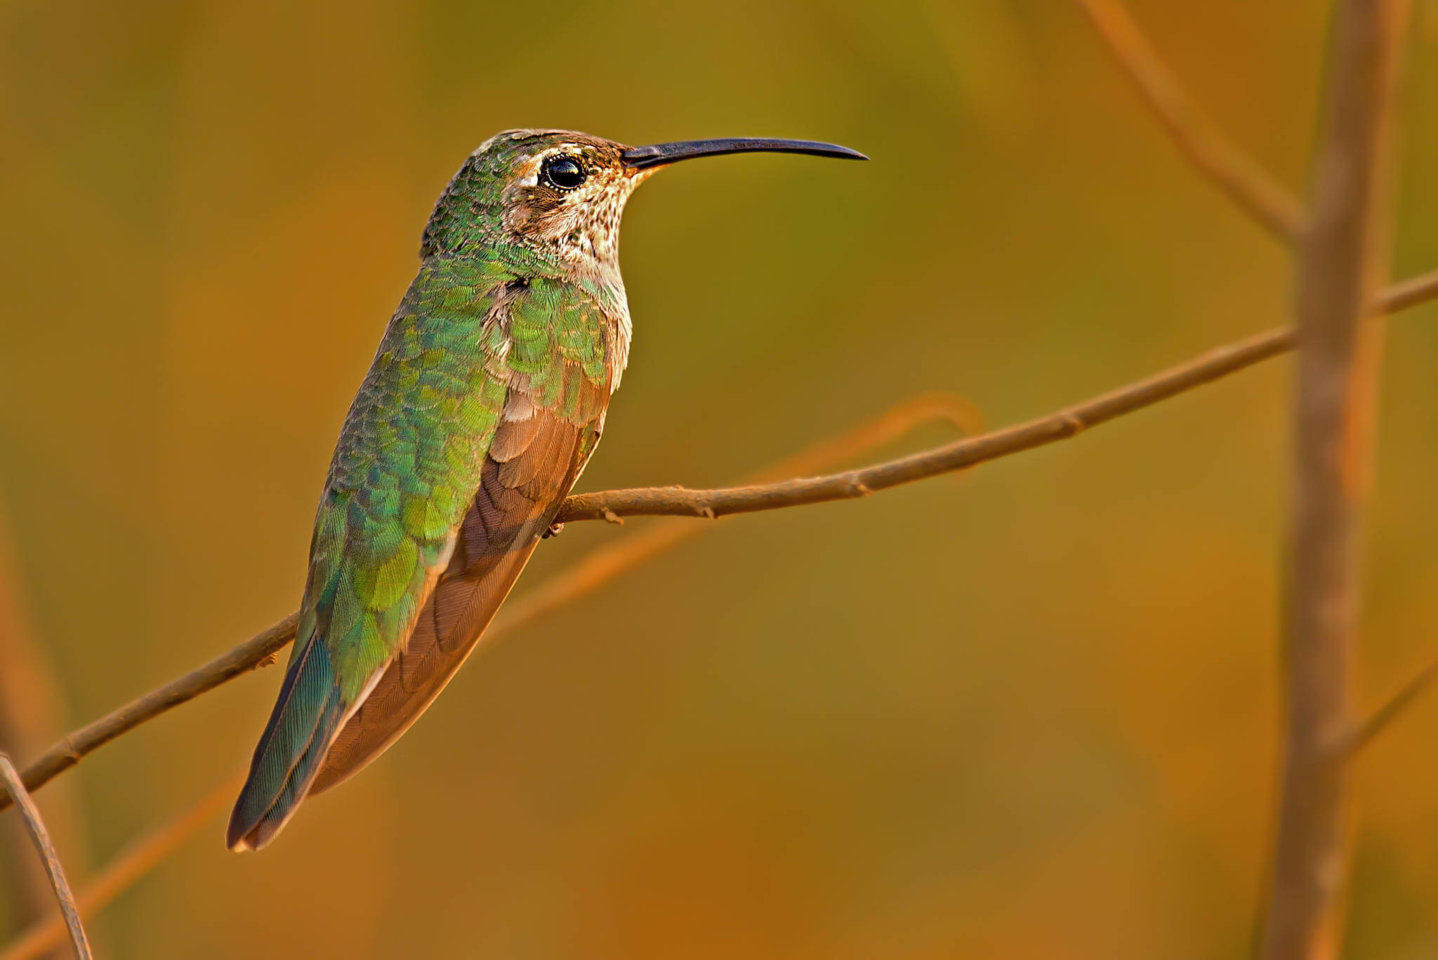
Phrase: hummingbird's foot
[{"left": 543, "top": 521, "right": 565, "bottom": 540}]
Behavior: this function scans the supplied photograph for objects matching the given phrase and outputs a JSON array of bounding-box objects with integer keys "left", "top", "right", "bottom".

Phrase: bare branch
[
  {"left": 1377, "top": 267, "right": 1438, "bottom": 313},
  {"left": 0, "top": 277, "right": 1430, "bottom": 820},
  {"left": 1075, "top": 0, "right": 1304, "bottom": 240},
  {"left": 5, "top": 268, "right": 1437, "bottom": 813},
  {"left": 494, "top": 393, "right": 980, "bottom": 640},
  {"left": 13, "top": 295, "right": 1438, "bottom": 807},
  {"left": 3, "top": 396, "right": 978, "bottom": 809},
  {"left": 1, "top": 2, "right": 1435, "bottom": 813},
  {"left": 0, "top": 780, "right": 235, "bottom": 960},
  {"left": 0, "top": 500, "right": 93, "bottom": 951},
  {"left": 0, "top": 397, "right": 980, "bottom": 952},
  {"left": 2, "top": 613, "right": 297, "bottom": 812},
  {"left": 556, "top": 326, "right": 1292, "bottom": 523},
  {"left": 1338, "top": 657, "right": 1438, "bottom": 758},
  {"left": 0, "top": 754, "right": 90, "bottom": 960},
  {"left": 1261, "top": 2, "right": 1409, "bottom": 958},
  {"left": 1074, "top": 0, "right": 1438, "bottom": 320}
]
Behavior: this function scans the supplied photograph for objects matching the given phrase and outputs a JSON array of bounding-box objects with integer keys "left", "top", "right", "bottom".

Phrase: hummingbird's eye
[{"left": 541, "top": 156, "right": 587, "bottom": 191}]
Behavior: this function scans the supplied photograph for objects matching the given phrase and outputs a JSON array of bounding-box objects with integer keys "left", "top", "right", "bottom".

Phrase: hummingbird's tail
[{"left": 226, "top": 636, "right": 345, "bottom": 851}]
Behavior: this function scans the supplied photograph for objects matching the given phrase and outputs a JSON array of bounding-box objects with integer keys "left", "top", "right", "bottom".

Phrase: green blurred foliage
[{"left": 2, "top": 1, "right": 1438, "bottom": 957}]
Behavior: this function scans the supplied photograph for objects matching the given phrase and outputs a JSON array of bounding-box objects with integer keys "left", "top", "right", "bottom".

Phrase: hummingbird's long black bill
[{"left": 620, "top": 138, "right": 868, "bottom": 169}]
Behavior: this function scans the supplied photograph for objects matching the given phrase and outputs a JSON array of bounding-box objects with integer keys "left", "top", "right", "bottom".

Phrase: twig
[
  {"left": 0, "top": 780, "right": 236, "bottom": 960},
  {"left": 1338, "top": 657, "right": 1438, "bottom": 758},
  {"left": 3, "top": 300, "right": 1435, "bottom": 817},
  {"left": 8, "top": 264, "right": 1438, "bottom": 812},
  {"left": 1075, "top": 0, "right": 1438, "bottom": 321},
  {"left": 1075, "top": 0, "right": 1304, "bottom": 240},
  {"left": 0, "top": 500, "right": 93, "bottom": 953},
  {"left": 1376, "top": 267, "right": 1438, "bottom": 313},
  {"left": 1260, "top": 2, "right": 1408, "bottom": 958},
  {"left": 555, "top": 325, "right": 1293, "bottom": 523},
  {"left": 4, "top": 396, "right": 980, "bottom": 808},
  {"left": 0, "top": 754, "right": 90, "bottom": 960},
  {"left": 0, "top": 613, "right": 297, "bottom": 813},
  {"left": 0, "top": 398, "right": 973, "bottom": 941},
  {"left": 0, "top": 316, "right": 1418, "bottom": 809},
  {"left": 492, "top": 393, "right": 980, "bottom": 640},
  {"left": 1, "top": 44, "right": 1435, "bottom": 817}
]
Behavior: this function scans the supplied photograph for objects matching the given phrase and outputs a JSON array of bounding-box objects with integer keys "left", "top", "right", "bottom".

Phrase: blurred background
[{"left": 2, "top": 0, "right": 1438, "bottom": 956}]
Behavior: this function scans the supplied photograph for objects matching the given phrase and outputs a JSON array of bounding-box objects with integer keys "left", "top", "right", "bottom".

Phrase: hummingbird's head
[{"left": 420, "top": 129, "right": 866, "bottom": 272}]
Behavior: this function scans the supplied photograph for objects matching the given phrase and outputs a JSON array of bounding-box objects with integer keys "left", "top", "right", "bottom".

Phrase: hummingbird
[{"left": 226, "top": 129, "right": 865, "bottom": 850}]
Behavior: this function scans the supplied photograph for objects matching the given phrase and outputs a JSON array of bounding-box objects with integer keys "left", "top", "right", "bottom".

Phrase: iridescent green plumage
[
  {"left": 228, "top": 129, "right": 864, "bottom": 851},
  {"left": 229, "top": 132, "right": 630, "bottom": 850}
]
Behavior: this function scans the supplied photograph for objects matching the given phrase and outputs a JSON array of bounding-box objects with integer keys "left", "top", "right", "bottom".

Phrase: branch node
[
  {"left": 1059, "top": 412, "right": 1088, "bottom": 436},
  {"left": 600, "top": 508, "right": 624, "bottom": 526}
]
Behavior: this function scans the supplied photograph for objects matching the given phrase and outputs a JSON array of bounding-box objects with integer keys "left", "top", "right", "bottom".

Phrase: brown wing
[{"left": 309, "top": 401, "right": 599, "bottom": 794}]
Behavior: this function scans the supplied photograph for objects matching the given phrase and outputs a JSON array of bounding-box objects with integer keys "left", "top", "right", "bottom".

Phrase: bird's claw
[{"left": 543, "top": 521, "right": 565, "bottom": 539}]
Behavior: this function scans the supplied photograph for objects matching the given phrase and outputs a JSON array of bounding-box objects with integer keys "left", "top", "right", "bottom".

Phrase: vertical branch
[
  {"left": 1262, "top": 2, "right": 1409, "bottom": 959},
  {"left": 0, "top": 755, "right": 90, "bottom": 960}
]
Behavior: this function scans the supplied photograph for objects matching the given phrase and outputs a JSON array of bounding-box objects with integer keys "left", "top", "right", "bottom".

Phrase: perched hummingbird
[{"left": 227, "top": 130, "right": 865, "bottom": 850}]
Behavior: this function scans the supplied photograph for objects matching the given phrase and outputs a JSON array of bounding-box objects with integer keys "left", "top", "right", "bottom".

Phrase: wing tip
[
  {"left": 226, "top": 780, "right": 297, "bottom": 852},
  {"left": 225, "top": 807, "right": 286, "bottom": 853},
  {"left": 227, "top": 639, "right": 347, "bottom": 853}
]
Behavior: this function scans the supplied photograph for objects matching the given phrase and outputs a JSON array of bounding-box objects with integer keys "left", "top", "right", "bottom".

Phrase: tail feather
[{"left": 227, "top": 638, "right": 344, "bottom": 851}]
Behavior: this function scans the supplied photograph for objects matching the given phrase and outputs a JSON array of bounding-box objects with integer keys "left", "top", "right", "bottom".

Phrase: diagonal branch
[
  {"left": 494, "top": 393, "right": 980, "bottom": 637},
  {"left": 1075, "top": 0, "right": 1438, "bottom": 319},
  {"left": 1338, "top": 656, "right": 1438, "bottom": 759},
  {"left": 0, "top": 309, "right": 1424, "bottom": 811},
  {"left": 1076, "top": 0, "right": 1304, "bottom": 240},
  {"left": 5, "top": 2, "right": 1438, "bottom": 813},
  {"left": 5, "top": 283, "right": 1437, "bottom": 813},
  {"left": 0, "top": 754, "right": 90, "bottom": 960},
  {"left": 0, "top": 398, "right": 982, "bottom": 955},
  {"left": 1, "top": 613, "right": 299, "bottom": 812},
  {"left": 555, "top": 326, "right": 1291, "bottom": 523},
  {"left": 2, "top": 396, "right": 979, "bottom": 810},
  {"left": 1377, "top": 268, "right": 1438, "bottom": 313}
]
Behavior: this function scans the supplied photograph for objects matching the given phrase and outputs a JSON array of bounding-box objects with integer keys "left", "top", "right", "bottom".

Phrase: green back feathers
[
  {"left": 231, "top": 129, "right": 638, "bottom": 850},
  {"left": 228, "top": 246, "right": 620, "bottom": 849}
]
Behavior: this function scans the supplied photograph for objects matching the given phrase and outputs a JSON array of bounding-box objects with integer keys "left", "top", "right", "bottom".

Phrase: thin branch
[
  {"left": 2, "top": 396, "right": 979, "bottom": 809},
  {"left": 1376, "top": 267, "right": 1438, "bottom": 313},
  {"left": 555, "top": 325, "right": 1293, "bottom": 523},
  {"left": 0, "top": 278, "right": 1431, "bottom": 819},
  {"left": 0, "top": 754, "right": 90, "bottom": 960},
  {"left": 6, "top": 264, "right": 1438, "bottom": 814},
  {"left": 1075, "top": 0, "right": 1438, "bottom": 320},
  {"left": 1076, "top": 0, "right": 1304, "bottom": 240},
  {"left": 0, "top": 499, "right": 93, "bottom": 955},
  {"left": 0, "top": 401, "right": 972, "bottom": 955},
  {"left": 2, "top": 3, "right": 1436, "bottom": 811},
  {"left": 1261, "top": 2, "right": 1408, "bottom": 959},
  {"left": 0, "top": 613, "right": 297, "bottom": 813},
  {"left": 1338, "top": 657, "right": 1438, "bottom": 758},
  {"left": 493, "top": 393, "right": 980, "bottom": 640},
  {"left": 0, "top": 780, "right": 235, "bottom": 960},
  {"left": 0, "top": 316, "right": 1418, "bottom": 810},
  {"left": 1, "top": 397, "right": 979, "bottom": 952}
]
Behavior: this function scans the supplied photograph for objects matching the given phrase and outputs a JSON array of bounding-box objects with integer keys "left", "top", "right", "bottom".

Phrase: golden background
[{"left": 3, "top": 1, "right": 1438, "bottom": 956}]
